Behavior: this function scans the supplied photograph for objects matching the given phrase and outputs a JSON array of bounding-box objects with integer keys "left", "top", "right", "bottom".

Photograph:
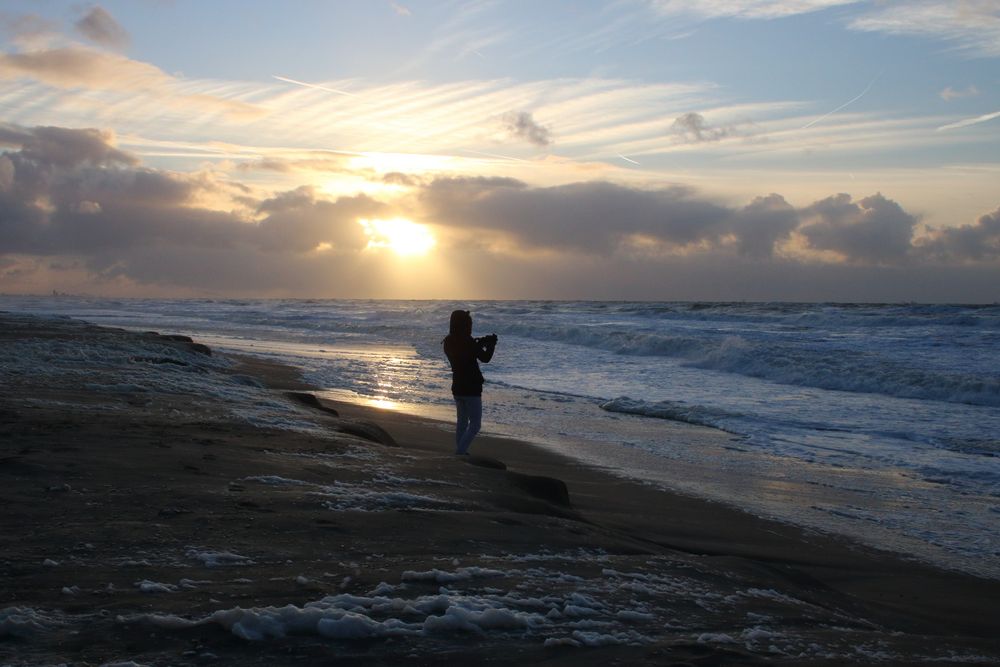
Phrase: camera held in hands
[{"left": 478, "top": 333, "right": 498, "bottom": 347}]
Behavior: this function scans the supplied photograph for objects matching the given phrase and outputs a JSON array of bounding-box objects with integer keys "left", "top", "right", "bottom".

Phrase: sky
[{"left": 0, "top": 0, "right": 998, "bottom": 301}]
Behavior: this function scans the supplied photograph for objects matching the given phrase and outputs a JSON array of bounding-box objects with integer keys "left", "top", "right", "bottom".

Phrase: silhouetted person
[{"left": 443, "top": 310, "right": 497, "bottom": 456}]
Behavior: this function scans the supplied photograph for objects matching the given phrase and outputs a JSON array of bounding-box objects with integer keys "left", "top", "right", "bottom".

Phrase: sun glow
[{"left": 359, "top": 218, "right": 436, "bottom": 257}]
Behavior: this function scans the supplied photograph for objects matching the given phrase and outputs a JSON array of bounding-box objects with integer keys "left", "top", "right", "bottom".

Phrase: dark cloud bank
[{"left": 1, "top": 123, "right": 998, "bottom": 301}]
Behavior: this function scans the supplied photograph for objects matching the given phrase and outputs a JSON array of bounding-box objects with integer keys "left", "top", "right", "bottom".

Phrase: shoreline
[
  {"left": 322, "top": 399, "right": 1000, "bottom": 619},
  {"left": 320, "top": 385, "right": 1000, "bottom": 583},
  {"left": 2, "top": 312, "right": 998, "bottom": 665},
  {"left": 3, "top": 295, "right": 996, "bottom": 582}
]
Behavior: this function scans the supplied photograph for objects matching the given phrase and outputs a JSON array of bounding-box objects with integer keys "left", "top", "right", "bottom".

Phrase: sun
[{"left": 358, "top": 217, "right": 436, "bottom": 257}]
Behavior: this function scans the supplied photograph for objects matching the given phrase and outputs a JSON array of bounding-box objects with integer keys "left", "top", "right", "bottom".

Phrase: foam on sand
[{"left": 123, "top": 578, "right": 654, "bottom": 646}]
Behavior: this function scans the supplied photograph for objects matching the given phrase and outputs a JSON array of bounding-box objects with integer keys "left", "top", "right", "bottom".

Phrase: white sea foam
[
  {"left": 400, "top": 567, "right": 507, "bottom": 584},
  {"left": 0, "top": 607, "right": 63, "bottom": 638},
  {"left": 135, "top": 580, "right": 177, "bottom": 594},
  {"left": 600, "top": 397, "right": 741, "bottom": 432},
  {"left": 186, "top": 548, "right": 254, "bottom": 567},
  {"left": 498, "top": 318, "right": 1000, "bottom": 406},
  {"left": 313, "top": 482, "right": 456, "bottom": 512},
  {"left": 242, "top": 475, "right": 311, "bottom": 486},
  {"left": 5, "top": 553, "right": 985, "bottom": 661},
  {"left": 237, "top": 472, "right": 457, "bottom": 513},
  {"left": 124, "top": 576, "right": 657, "bottom": 646}
]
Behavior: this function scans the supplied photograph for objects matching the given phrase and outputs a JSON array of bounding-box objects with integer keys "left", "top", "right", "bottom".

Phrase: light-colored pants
[{"left": 453, "top": 395, "right": 482, "bottom": 455}]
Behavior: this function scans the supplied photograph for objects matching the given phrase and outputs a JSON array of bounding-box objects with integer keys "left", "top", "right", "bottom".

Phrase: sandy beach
[{"left": 2, "top": 312, "right": 998, "bottom": 666}]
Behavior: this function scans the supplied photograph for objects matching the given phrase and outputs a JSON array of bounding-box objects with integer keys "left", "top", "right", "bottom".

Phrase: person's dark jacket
[{"left": 443, "top": 334, "right": 496, "bottom": 396}]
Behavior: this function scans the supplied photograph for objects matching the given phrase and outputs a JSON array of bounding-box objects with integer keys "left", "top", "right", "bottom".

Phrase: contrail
[
  {"left": 937, "top": 109, "right": 1000, "bottom": 131},
  {"left": 617, "top": 153, "right": 640, "bottom": 165},
  {"left": 459, "top": 148, "right": 529, "bottom": 163},
  {"left": 273, "top": 75, "right": 358, "bottom": 98},
  {"left": 803, "top": 72, "right": 882, "bottom": 129}
]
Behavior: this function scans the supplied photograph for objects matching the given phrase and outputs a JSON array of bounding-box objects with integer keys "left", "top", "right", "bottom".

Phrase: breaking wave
[
  {"left": 499, "top": 323, "right": 1000, "bottom": 407},
  {"left": 599, "top": 397, "right": 743, "bottom": 433}
]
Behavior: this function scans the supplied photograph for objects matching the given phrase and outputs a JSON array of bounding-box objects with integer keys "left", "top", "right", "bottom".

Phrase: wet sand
[{"left": 1, "top": 313, "right": 998, "bottom": 666}]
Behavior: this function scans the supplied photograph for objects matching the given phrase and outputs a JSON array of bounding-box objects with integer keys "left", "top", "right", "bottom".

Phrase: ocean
[{"left": 2, "top": 296, "right": 998, "bottom": 579}]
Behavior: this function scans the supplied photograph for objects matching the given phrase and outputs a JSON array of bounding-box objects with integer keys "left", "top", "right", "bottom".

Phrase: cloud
[
  {"left": 920, "top": 207, "right": 1000, "bottom": 262},
  {"left": 236, "top": 158, "right": 294, "bottom": 173},
  {"left": 671, "top": 112, "right": 731, "bottom": 142},
  {"left": 648, "top": 1, "right": 862, "bottom": 20},
  {"left": 731, "top": 193, "right": 799, "bottom": 258},
  {"left": 0, "top": 46, "right": 163, "bottom": 88},
  {"left": 418, "top": 177, "right": 997, "bottom": 270},
  {"left": 390, "top": 2, "right": 412, "bottom": 17},
  {"left": 394, "top": 242, "right": 1000, "bottom": 302},
  {"left": 0, "top": 46, "right": 262, "bottom": 119},
  {"left": 75, "top": 6, "right": 130, "bottom": 50},
  {"left": 420, "top": 176, "right": 800, "bottom": 257},
  {"left": 650, "top": 1, "right": 1000, "bottom": 59},
  {"left": 940, "top": 84, "right": 980, "bottom": 101},
  {"left": 0, "top": 12, "right": 59, "bottom": 44},
  {"left": 0, "top": 123, "right": 385, "bottom": 288},
  {"left": 0, "top": 130, "right": 238, "bottom": 257},
  {"left": 850, "top": 1, "right": 1000, "bottom": 58},
  {"left": 1, "top": 122, "right": 998, "bottom": 300},
  {"left": 254, "top": 185, "right": 384, "bottom": 252},
  {"left": 937, "top": 110, "right": 1000, "bottom": 131},
  {"left": 77, "top": 200, "right": 101, "bottom": 214},
  {"left": 500, "top": 111, "right": 552, "bottom": 147},
  {"left": 235, "top": 154, "right": 355, "bottom": 174},
  {"left": 798, "top": 193, "right": 918, "bottom": 264},
  {"left": 382, "top": 172, "right": 423, "bottom": 187},
  {"left": 0, "top": 123, "right": 137, "bottom": 168}
]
